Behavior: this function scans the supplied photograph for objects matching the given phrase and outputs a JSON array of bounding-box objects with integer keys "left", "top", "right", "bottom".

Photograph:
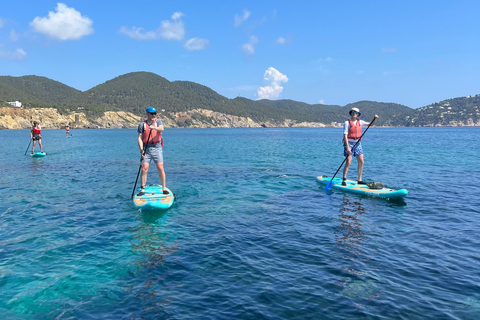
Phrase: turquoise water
[{"left": 1, "top": 127, "right": 479, "bottom": 319}]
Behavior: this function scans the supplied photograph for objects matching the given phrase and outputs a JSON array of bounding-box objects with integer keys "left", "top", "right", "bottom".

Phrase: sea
[{"left": 0, "top": 127, "right": 479, "bottom": 320}]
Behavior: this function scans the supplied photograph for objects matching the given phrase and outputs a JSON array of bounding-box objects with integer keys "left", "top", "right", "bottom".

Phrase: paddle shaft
[
  {"left": 131, "top": 125, "right": 153, "bottom": 199},
  {"left": 24, "top": 138, "right": 32, "bottom": 155},
  {"left": 325, "top": 116, "right": 377, "bottom": 189}
]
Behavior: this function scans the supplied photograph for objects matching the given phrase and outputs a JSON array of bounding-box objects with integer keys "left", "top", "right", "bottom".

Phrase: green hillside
[
  {"left": 0, "top": 75, "right": 81, "bottom": 104},
  {"left": 408, "top": 95, "right": 480, "bottom": 126},
  {"left": 0, "top": 72, "right": 478, "bottom": 126},
  {"left": 66, "top": 72, "right": 334, "bottom": 122}
]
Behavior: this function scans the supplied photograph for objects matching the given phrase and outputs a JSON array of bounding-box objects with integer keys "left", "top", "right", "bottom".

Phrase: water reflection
[
  {"left": 127, "top": 212, "right": 179, "bottom": 317},
  {"left": 333, "top": 194, "right": 380, "bottom": 308}
]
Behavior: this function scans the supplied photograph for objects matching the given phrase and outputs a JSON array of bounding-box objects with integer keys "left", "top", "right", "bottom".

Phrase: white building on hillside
[{"left": 7, "top": 101, "right": 22, "bottom": 108}]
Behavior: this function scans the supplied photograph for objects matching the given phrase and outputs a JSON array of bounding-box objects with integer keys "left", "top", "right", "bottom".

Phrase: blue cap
[{"left": 146, "top": 106, "right": 156, "bottom": 113}]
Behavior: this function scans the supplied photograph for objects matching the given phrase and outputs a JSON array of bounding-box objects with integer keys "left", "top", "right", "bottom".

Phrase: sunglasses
[{"left": 149, "top": 112, "right": 157, "bottom": 115}]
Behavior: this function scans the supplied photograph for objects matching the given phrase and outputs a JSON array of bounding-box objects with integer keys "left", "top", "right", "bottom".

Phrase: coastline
[{"left": 0, "top": 107, "right": 478, "bottom": 130}]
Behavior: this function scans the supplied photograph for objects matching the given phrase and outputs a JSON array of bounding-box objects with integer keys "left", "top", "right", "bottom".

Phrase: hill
[
  {"left": 0, "top": 75, "right": 81, "bottom": 104},
  {"left": 0, "top": 72, "right": 479, "bottom": 127},
  {"left": 408, "top": 95, "right": 480, "bottom": 126}
]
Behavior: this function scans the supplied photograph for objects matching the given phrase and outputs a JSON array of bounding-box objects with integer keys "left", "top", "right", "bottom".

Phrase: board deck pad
[
  {"left": 133, "top": 185, "right": 174, "bottom": 210},
  {"left": 317, "top": 175, "right": 408, "bottom": 199}
]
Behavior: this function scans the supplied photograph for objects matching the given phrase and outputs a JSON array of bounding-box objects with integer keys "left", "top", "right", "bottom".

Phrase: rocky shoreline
[
  {"left": 0, "top": 107, "right": 331, "bottom": 130},
  {"left": 0, "top": 107, "right": 478, "bottom": 130}
]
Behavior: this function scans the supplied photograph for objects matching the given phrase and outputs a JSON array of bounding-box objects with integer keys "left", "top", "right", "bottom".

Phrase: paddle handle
[{"left": 327, "top": 116, "right": 377, "bottom": 187}]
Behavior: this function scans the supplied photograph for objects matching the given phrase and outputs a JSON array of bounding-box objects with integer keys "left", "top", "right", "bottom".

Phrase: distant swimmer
[
  {"left": 137, "top": 106, "right": 168, "bottom": 196},
  {"left": 342, "top": 107, "right": 378, "bottom": 186},
  {"left": 30, "top": 121, "right": 43, "bottom": 154}
]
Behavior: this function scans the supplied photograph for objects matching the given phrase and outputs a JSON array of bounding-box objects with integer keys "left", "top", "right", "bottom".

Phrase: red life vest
[
  {"left": 347, "top": 120, "right": 362, "bottom": 140},
  {"left": 142, "top": 119, "right": 163, "bottom": 147},
  {"left": 32, "top": 126, "right": 41, "bottom": 135}
]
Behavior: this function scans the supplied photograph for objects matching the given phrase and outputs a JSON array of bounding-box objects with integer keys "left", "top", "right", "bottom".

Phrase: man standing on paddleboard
[
  {"left": 137, "top": 106, "right": 168, "bottom": 196},
  {"left": 342, "top": 107, "right": 378, "bottom": 186},
  {"left": 30, "top": 121, "right": 44, "bottom": 154}
]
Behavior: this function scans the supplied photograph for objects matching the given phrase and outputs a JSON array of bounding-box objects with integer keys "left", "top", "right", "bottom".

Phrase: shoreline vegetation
[{"left": 1, "top": 72, "right": 479, "bottom": 129}]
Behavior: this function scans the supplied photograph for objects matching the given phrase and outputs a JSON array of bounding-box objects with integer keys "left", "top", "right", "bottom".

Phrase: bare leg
[
  {"left": 140, "top": 162, "right": 150, "bottom": 190},
  {"left": 32, "top": 140, "right": 36, "bottom": 153},
  {"left": 38, "top": 139, "right": 43, "bottom": 153},
  {"left": 356, "top": 154, "right": 364, "bottom": 181},
  {"left": 343, "top": 156, "right": 352, "bottom": 179},
  {"left": 155, "top": 162, "right": 166, "bottom": 191}
]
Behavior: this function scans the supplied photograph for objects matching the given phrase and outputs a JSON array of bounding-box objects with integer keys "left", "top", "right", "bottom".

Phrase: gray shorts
[{"left": 143, "top": 144, "right": 163, "bottom": 164}]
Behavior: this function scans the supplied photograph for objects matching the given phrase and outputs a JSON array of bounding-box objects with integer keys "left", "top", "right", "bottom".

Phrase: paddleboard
[
  {"left": 133, "top": 185, "right": 174, "bottom": 210},
  {"left": 317, "top": 175, "right": 408, "bottom": 199},
  {"left": 31, "top": 152, "right": 46, "bottom": 157}
]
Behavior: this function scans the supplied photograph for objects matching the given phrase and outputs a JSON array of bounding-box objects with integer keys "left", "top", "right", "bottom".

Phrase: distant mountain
[
  {"left": 0, "top": 72, "right": 478, "bottom": 126},
  {"left": 407, "top": 95, "right": 480, "bottom": 126},
  {"left": 66, "top": 72, "right": 331, "bottom": 122},
  {"left": 0, "top": 75, "right": 81, "bottom": 104}
]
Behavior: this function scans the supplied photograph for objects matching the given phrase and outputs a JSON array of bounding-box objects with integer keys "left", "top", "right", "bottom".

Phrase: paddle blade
[{"left": 324, "top": 179, "right": 333, "bottom": 191}]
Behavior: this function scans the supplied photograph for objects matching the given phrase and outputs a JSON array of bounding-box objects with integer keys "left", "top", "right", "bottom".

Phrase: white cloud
[
  {"left": 234, "top": 9, "right": 250, "bottom": 27},
  {"left": 10, "top": 30, "right": 19, "bottom": 41},
  {"left": 319, "top": 100, "right": 325, "bottom": 104},
  {"left": 241, "top": 35, "right": 258, "bottom": 55},
  {"left": 171, "top": 12, "right": 184, "bottom": 20},
  {"left": 30, "top": 3, "right": 93, "bottom": 40},
  {"left": 257, "top": 67, "right": 288, "bottom": 100},
  {"left": 276, "top": 36, "right": 286, "bottom": 45},
  {"left": 0, "top": 47, "right": 27, "bottom": 61},
  {"left": 0, "top": 18, "right": 5, "bottom": 28},
  {"left": 119, "top": 12, "right": 185, "bottom": 41},
  {"left": 184, "top": 37, "right": 210, "bottom": 50}
]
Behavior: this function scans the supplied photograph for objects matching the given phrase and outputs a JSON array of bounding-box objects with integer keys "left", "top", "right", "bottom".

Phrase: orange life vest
[
  {"left": 32, "top": 126, "right": 41, "bottom": 135},
  {"left": 347, "top": 120, "right": 362, "bottom": 140},
  {"left": 142, "top": 119, "right": 163, "bottom": 147}
]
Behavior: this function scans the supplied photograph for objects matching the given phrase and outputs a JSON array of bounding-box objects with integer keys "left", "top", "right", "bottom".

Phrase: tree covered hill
[
  {"left": 0, "top": 72, "right": 478, "bottom": 126},
  {"left": 0, "top": 75, "right": 81, "bottom": 104},
  {"left": 408, "top": 95, "right": 480, "bottom": 126}
]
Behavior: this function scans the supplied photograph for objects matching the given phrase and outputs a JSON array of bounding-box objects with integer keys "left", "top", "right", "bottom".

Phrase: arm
[
  {"left": 138, "top": 133, "right": 145, "bottom": 157},
  {"left": 343, "top": 134, "right": 351, "bottom": 155},
  {"left": 153, "top": 125, "right": 164, "bottom": 132},
  {"left": 343, "top": 121, "right": 351, "bottom": 155}
]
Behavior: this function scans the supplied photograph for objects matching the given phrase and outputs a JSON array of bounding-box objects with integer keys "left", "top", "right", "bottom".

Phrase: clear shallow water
[{"left": 1, "top": 127, "right": 479, "bottom": 319}]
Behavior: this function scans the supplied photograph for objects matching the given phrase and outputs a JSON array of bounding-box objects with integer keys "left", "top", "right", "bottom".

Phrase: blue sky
[{"left": 0, "top": 1, "right": 479, "bottom": 108}]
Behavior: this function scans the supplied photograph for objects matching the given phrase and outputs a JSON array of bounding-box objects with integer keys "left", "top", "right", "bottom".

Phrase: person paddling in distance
[
  {"left": 137, "top": 106, "right": 168, "bottom": 196},
  {"left": 30, "top": 121, "right": 43, "bottom": 154},
  {"left": 65, "top": 125, "right": 70, "bottom": 137},
  {"left": 342, "top": 107, "right": 378, "bottom": 186}
]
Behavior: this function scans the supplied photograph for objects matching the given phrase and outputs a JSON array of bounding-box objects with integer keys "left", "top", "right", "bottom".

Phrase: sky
[{"left": 0, "top": 0, "right": 479, "bottom": 108}]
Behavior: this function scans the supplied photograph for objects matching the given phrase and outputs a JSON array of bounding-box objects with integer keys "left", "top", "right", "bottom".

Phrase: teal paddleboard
[
  {"left": 317, "top": 175, "right": 408, "bottom": 199},
  {"left": 31, "top": 152, "right": 46, "bottom": 157},
  {"left": 133, "top": 185, "right": 174, "bottom": 210}
]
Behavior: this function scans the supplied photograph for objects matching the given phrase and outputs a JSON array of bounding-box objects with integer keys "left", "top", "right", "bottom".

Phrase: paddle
[
  {"left": 24, "top": 138, "right": 32, "bottom": 155},
  {"left": 324, "top": 116, "right": 377, "bottom": 191},
  {"left": 131, "top": 126, "right": 153, "bottom": 199}
]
